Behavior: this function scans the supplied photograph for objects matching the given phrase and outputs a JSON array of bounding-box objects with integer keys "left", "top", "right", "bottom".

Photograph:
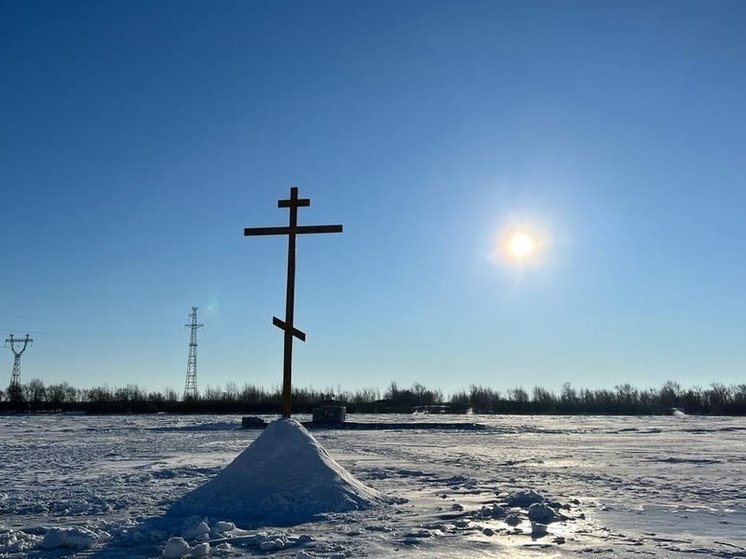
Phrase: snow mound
[
  {"left": 506, "top": 488, "right": 545, "bottom": 507},
  {"left": 0, "top": 530, "right": 42, "bottom": 553},
  {"left": 170, "top": 418, "right": 380, "bottom": 525},
  {"left": 162, "top": 537, "right": 191, "bottom": 558},
  {"left": 41, "top": 527, "right": 100, "bottom": 549},
  {"left": 527, "top": 502, "right": 558, "bottom": 523}
]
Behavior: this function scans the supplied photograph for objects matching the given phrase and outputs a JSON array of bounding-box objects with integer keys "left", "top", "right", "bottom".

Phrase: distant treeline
[{"left": 0, "top": 379, "right": 745, "bottom": 415}]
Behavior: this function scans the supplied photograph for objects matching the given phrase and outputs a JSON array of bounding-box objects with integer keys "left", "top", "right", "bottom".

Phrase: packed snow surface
[
  {"left": 0, "top": 413, "right": 744, "bottom": 558},
  {"left": 170, "top": 418, "right": 379, "bottom": 523}
]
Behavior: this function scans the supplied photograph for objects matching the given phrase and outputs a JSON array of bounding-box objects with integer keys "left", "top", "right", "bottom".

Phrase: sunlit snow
[{"left": 0, "top": 413, "right": 743, "bottom": 558}]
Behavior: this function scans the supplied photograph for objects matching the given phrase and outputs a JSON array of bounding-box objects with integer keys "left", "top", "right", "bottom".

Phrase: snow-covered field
[{"left": 0, "top": 413, "right": 744, "bottom": 558}]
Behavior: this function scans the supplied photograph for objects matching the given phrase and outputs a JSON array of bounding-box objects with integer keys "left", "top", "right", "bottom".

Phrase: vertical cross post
[
  {"left": 281, "top": 187, "right": 302, "bottom": 418},
  {"left": 244, "top": 187, "right": 343, "bottom": 417}
]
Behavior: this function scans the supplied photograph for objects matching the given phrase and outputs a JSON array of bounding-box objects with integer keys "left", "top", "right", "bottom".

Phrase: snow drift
[{"left": 170, "top": 418, "right": 380, "bottom": 525}]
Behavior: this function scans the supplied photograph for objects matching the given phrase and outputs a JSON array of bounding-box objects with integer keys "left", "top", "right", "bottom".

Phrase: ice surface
[
  {"left": 170, "top": 418, "right": 380, "bottom": 524},
  {"left": 0, "top": 413, "right": 744, "bottom": 558}
]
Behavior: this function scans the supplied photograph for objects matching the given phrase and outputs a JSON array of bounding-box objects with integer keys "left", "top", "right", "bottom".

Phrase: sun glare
[
  {"left": 494, "top": 221, "right": 549, "bottom": 267},
  {"left": 507, "top": 232, "right": 536, "bottom": 259}
]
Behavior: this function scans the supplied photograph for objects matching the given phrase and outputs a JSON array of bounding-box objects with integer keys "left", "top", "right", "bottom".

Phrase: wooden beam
[
  {"left": 244, "top": 224, "right": 343, "bottom": 236},
  {"left": 272, "top": 316, "right": 306, "bottom": 342}
]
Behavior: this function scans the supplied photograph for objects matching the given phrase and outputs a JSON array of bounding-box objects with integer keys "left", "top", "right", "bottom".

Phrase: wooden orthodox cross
[{"left": 244, "top": 186, "right": 343, "bottom": 418}]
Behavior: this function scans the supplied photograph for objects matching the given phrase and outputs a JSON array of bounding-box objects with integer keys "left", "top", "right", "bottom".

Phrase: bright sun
[
  {"left": 507, "top": 232, "right": 536, "bottom": 259},
  {"left": 494, "top": 222, "right": 549, "bottom": 266}
]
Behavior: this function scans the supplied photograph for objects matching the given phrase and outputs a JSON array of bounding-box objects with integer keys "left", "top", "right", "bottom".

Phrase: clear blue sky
[{"left": 1, "top": 0, "right": 744, "bottom": 395}]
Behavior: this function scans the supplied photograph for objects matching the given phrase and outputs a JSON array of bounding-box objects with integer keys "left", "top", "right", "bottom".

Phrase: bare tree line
[{"left": 1, "top": 379, "right": 745, "bottom": 415}]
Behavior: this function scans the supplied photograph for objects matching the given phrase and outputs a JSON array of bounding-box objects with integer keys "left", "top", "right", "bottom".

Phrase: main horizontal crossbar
[{"left": 244, "top": 224, "right": 343, "bottom": 236}]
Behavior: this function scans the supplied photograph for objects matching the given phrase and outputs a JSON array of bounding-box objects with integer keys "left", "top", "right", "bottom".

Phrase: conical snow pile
[{"left": 170, "top": 418, "right": 380, "bottom": 525}]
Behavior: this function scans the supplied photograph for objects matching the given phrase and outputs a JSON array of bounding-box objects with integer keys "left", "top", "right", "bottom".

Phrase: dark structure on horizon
[
  {"left": 244, "top": 186, "right": 343, "bottom": 418},
  {"left": 184, "top": 307, "right": 203, "bottom": 399},
  {"left": 5, "top": 334, "right": 33, "bottom": 393}
]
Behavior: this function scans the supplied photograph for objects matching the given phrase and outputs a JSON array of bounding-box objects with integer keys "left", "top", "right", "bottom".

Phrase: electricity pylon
[
  {"left": 5, "top": 334, "right": 33, "bottom": 397},
  {"left": 184, "top": 308, "right": 203, "bottom": 399}
]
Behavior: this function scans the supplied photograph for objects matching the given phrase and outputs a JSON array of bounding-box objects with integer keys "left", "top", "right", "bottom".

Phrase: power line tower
[
  {"left": 5, "top": 334, "right": 33, "bottom": 393},
  {"left": 184, "top": 307, "right": 203, "bottom": 400}
]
